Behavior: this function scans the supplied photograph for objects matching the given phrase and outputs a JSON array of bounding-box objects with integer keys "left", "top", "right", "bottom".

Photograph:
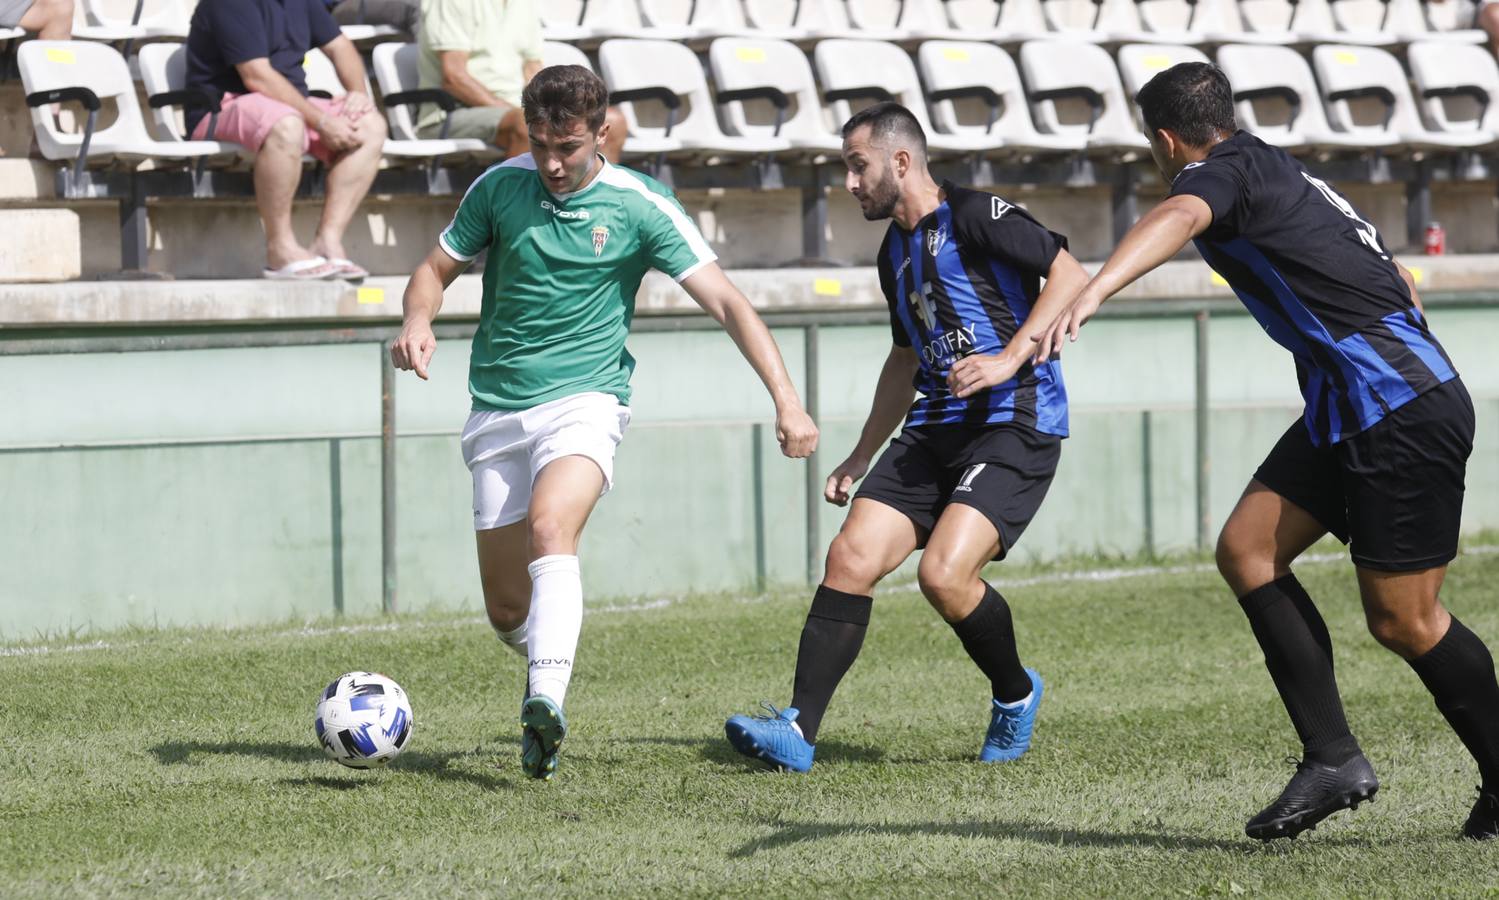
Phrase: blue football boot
[
  {"left": 725, "top": 703, "right": 815, "bottom": 773},
  {"left": 520, "top": 694, "right": 567, "bottom": 781},
  {"left": 979, "top": 668, "right": 1044, "bottom": 763}
]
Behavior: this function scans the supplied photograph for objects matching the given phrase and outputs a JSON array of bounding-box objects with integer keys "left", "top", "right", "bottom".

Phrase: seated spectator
[
  {"left": 325, "top": 0, "right": 419, "bottom": 37},
  {"left": 1, "top": 0, "right": 72, "bottom": 38},
  {"left": 417, "top": 0, "right": 627, "bottom": 163},
  {"left": 186, "top": 0, "right": 386, "bottom": 280}
]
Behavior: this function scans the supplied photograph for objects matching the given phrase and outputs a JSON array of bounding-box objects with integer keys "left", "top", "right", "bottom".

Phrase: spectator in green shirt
[{"left": 416, "top": 0, "right": 626, "bottom": 162}]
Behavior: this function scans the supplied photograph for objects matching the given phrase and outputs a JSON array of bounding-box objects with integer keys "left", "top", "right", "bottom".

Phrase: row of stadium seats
[
  {"left": 7, "top": 0, "right": 1489, "bottom": 50},
  {"left": 16, "top": 35, "right": 1498, "bottom": 174}
]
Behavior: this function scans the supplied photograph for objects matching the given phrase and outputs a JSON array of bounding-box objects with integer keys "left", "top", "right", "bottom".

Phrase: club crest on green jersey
[{"left": 592, "top": 226, "right": 610, "bottom": 256}]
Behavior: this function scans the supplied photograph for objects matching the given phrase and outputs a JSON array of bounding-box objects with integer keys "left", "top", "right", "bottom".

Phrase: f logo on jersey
[
  {"left": 909, "top": 283, "right": 938, "bottom": 331},
  {"left": 926, "top": 226, "right": 947, "bottom": 256},
  {"left": 591, "top": 226, "right": 610, "bottom": 257}
]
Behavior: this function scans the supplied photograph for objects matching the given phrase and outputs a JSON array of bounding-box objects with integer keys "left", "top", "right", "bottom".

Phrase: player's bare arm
[
  {"left": 391, "top": 245, "right": 465, "bottom": 380},
  {"left": 1033, "top": 194, "right": 1213, "bottom": 364},
  {"left": 1395, "top": 261, "right": 1425, "bottom": 314},
  {"left": 680, "top": 264, "right": 819, "bottom": 459},
  {"left": 825, "top": 344, "right": 918, "bottom": 506},
  {"left": 948, "top": 248, "right": 1090, "bottom": 399}
]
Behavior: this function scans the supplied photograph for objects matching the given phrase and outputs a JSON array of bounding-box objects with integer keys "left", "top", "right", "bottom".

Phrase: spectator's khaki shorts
[
  {"left": 0, "top": 0, "right": 35, "bottom": 28},
  {"left": 417, "top": 106, "right": 510, "bottom": 144}
]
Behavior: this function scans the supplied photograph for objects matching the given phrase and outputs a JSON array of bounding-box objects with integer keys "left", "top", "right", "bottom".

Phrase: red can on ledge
[{"left": 1424, "top": 221, "right": 1446, "bottom": 256}]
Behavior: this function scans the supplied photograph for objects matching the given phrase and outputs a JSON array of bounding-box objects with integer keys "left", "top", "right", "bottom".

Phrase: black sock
[
  {"left": 1408, "top": 616, "right": 1499, "bottom": 790},
  {"left": 789, "top": 585, "right": 872, "bottom": 744},
  {"left": 1239, "top": 574, "right": 1361, "bottom": 766},
  {"left": 950, "top": 582, "right": 1031, "bottom": 704}
]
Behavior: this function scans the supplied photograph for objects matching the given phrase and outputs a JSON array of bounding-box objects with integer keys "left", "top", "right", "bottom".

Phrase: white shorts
[{"left": 460, "top": 391, "right": 631, "bottom": 531}]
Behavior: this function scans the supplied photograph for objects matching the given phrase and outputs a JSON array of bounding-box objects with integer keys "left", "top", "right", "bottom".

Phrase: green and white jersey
[{"left": 439, "top": 154, "right": 717, "bottom": 410}]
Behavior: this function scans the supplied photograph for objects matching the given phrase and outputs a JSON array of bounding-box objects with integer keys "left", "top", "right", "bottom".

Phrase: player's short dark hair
[
  {"left": 841, "top": 101, "right": 927, "bottom": 156},
  {"left": 1134, "top": 62, "right": 1237, "bottom": 147},
  {"left": 522, "top": 65, "right": 610, "bottom": 134}
]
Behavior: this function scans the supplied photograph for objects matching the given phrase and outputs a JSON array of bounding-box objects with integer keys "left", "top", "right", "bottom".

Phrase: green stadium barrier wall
[{"left": 3, "top": 308, "right": 1497, "bottom": 638}]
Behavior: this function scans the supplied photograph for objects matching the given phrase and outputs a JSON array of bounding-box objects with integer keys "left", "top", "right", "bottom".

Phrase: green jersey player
[{"left": 390, "top": 65, "right": 819, "bottom": 781}]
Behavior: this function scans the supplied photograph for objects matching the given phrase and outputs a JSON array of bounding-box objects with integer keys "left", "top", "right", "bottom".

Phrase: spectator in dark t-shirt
[{"left": 187, "top": 0, "right": 386, "bottom": 280}]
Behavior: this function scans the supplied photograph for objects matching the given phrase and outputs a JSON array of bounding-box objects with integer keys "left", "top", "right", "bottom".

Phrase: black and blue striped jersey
[
  {"left": 876, "top": 182, "right": 1069, "bottom": 436},
  {"left": 1171, "top": 131, "right": 1457, "bottom": 446}
]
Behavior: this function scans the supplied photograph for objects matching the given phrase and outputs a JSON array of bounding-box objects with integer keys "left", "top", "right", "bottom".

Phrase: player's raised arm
[
  {"left": 1032, "top": 194, "right": 1213, "bottom": 364},
  {"left": 948, "top": 247, "right": 1089, "bottom": 399},
  {"left": 825, "top": 343, "right": 918, "bottom": 506},
  {"left": 679, "top": 264, "right": 819, "bottom": 459},
  {"left": 391, "top": 245, "right": 468, "bottom": 380}
]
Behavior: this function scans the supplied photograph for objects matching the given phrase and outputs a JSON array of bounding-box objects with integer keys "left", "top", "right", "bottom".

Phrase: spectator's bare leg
[
  {"left": 1483, "top": 2, "right": 1499, "bottom": 57},
  {"left": 19, "top": 0, "right": 74, "bottom": 40},
  {"left": 257, "top": 116, "right": 322, "bottom": 271},
  {"left": 603, "top": 106, "right": 627, "bottom": 165},
  {"left": 311, "top": 113, "right": 386, "bottom": 264},
  {"left": 493, "top": 107, "right": 531, "bottom": 161}
]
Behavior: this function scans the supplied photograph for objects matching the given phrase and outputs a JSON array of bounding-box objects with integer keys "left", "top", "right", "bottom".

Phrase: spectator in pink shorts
[{"left": 186, "top": 0, "right": 386, "bottom": 280}]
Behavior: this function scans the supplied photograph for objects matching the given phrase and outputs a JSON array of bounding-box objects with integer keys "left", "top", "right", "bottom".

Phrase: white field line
[{"left": 5, "top": 545, "right": 1496, "bottom": 659}]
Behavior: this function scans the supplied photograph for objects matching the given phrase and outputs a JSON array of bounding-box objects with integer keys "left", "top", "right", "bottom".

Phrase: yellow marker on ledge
[
  {"left": 1407, "top": 266, "right": 1424, "bottom": 284},
  {"left": 357, "top": 287, "right": 386, "bottom": 305},
  {"left": 812, "top": 278, "right": 842, "bottom": 297},
  {"left": 1209, "top": 270, "right": 1229, "bottom": 287}
]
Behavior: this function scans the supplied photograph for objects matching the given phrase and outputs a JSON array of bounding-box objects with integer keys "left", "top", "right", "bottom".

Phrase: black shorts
[
  {"left": 1254, "top": 378, "right": 1475, "bottom": 572},
  {"left": 855, "top": 423, "right": 1062, "bottom": 560}
]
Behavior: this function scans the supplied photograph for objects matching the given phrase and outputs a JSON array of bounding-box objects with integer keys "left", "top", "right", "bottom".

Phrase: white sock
[
  {"left": 997, "top": 691, "right": 1033, "bottom": 710},
  {"left": 494, "top": 621, "right": 528, "bottom": 658},
  {"left": 526, "top": 554, "right": 583, "bottom": 707}
]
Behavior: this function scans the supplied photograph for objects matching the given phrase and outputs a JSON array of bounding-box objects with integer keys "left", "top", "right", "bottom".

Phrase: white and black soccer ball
[{"left": 315, "top": 671, "right": 414, "bottom": 769}]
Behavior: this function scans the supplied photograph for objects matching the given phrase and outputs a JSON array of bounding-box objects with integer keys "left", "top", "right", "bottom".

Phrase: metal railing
[{"left": 4, "top": 292, "right": 1493, "bottom": 614}]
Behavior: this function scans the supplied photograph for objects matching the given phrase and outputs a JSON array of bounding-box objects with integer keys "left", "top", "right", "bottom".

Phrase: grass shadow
[
  {"left": 730, "top": 817, "right": 1250, "bottom": 857},
  {"left": 277, "top": 776, "right": 365, "bottom": 791},
  {"left": 148, "top": 740, "right": 516, "bottom": 791}
]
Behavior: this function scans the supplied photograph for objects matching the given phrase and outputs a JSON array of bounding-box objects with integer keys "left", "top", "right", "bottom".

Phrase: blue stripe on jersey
[
  {"left": 887, "top": 237, "right": 921, "bottom": 350},
  {"left": 1210, "top": 238, "right": 1454, "bottom": 444},
  {"left": 931, "top": 207, "right": 1011, "bottom": 426},
  {"left": 1033, "top": 360, "right": 1069, "bottom": 436},
  {"left": 1383, "top": 309, "right": 1455, "bottom": 382}
]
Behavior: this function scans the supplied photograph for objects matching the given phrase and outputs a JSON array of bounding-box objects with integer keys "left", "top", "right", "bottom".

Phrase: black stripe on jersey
[
  {"left": 1406, "top": 309, "right": 1457, "bottom": 371},
  {"left": 1207, "top": 245, "right": 1364, "bottom": 431},
  {"left": 1364, "top": 319, "right": 1443, "bottom": 391},
  {"left": 956, "top": 248, "right": 1020, "bottom": 347}
]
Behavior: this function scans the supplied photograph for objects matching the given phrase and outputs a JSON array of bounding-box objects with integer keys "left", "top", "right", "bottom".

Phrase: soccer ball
[{"left": 314, "top": 671, "right": 414, "bottom": 769}]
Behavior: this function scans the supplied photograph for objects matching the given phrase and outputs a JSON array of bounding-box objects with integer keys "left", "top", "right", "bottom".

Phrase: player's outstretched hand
[
  {"left": 776, "top": 404, "right": 819, "bottom": 459},
  {"left": 390, "top": 320, "right": 437, "bottom": 380},
  {"left": 824, "top": 454, "right": 869, "bottom": 507},
  {"left": 1032, "top": 293, "right": 1101, "bottom": 365},
  {"left": 947, "top": 353, "right": 1023, "bottom": 400}
]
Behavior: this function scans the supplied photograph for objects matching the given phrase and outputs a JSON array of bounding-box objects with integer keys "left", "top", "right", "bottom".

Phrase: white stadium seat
[
  {"left": 18, "top": 40, "right": 224, "bottom": 173},
  {"left": 1217, "top": 43, "right": 1386, "bottom": 151},
  {"left": 1412, "top": 0, "right": 1485, "bottom": 42},
  {"left": 541, "top": 40, "right": 593, "bottom": 69},
  {"left": 364, "top": 44, "right": 496, "bottom": 164},
  {"left": 740, "top": 0, "right": 865, "bottom": 42},
  {"left": 81, "top": 0, "right": 190, "bottom": 39},
  {"left": 916, "top": 40, "right": 1084, "bottom": 153},
  {"left": 1018, "top": 40, "right": 1151, "bottom": 152},
  {"left": 941, "top": 0, "right": 1050, "bottom": 44},
  {"left": 1133, "top": 0, "right": 1240, "bottom": 43},
  {"left": 1234, "top": 0, "right": 1397, "bottom": 44},
  {"left": 707, "top": 37, "right": 844, "bottom": 155},
  {"left": 1312, "top": 43, "right": 1492, "bottom": 149},
  {"left": 541, "top": 0, "right": 697, "bottom": 46},
  {"left": 843, "top": 0, "right": 962, "bottom": 42},
  {"left": 813, "top": 38, "right": 997, "bottom": 155},
  {"left": 1116, "top": 43, "right": 1212, "bottom": 129},
  {"left": 1406, "top": 41, "right": 1499, "bottom": 146},
  {"left": 1034, "top": 0, "right": 1181, "bottom": 43},
  {"left": 135, "top": 41, "right": 245, "bottom": 162},
  {"left": 599, "top": 38, "right": 787, "bottom": 157}
]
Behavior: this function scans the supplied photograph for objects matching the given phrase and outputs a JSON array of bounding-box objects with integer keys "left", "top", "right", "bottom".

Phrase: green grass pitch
[{"left": 4, "top": 548, "right": 1499, "bottom": 897}]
